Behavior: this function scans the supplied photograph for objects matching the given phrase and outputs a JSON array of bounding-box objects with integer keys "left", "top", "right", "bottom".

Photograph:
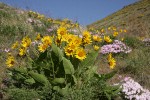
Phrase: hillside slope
[
  {"left": 0, "top": 2, "right": 83, "bottom": 48},
  {"left": 0, "top": 2, "right": 80, "bottom": 78},
  {"left": 87, "top": 0, "right": 150, "bottom": 37}
]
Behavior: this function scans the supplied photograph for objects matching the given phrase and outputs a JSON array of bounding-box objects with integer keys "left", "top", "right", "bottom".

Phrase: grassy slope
[
  {"left": 0, "top": 3, "right": 31, "bottom": 79},
  {"left": 87, "top": 0, "right": 150, "bottom": 37},
  {"left": 88, "top": 0, "right": 150, "bottom": 89},
  {"left": 0, "top": 2, "right": 81, "bottom": 82},
  {"left": 0, "top": 1, "right": 150, "bottom": 91},
  {"left": 0, "top": 3, "right": 61, "bottom": 80}
]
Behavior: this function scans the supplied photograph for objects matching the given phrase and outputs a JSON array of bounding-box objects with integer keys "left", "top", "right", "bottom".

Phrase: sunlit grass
[{"left": 0, "top": 1, "right": 150, "bottom": 99}]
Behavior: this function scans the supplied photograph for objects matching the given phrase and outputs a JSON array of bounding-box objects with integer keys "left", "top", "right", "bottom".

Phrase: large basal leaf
[
  {"left": 101, "top": 71, "right": 117, "bottom": 81},
  {"left": 62, "top": 57, "right": 74, "bottom": 75},
  {"left": 37, "top": 50, "right": 47, "bottom": 62},
  {"left": 59, "top": 87, "right": 68, "bottom": 96},
  {"left": 85, "top": 66, "right": 98, "bottom": 81},
  {"left": 104, "top": 85, "right": 121, "bottom": 100},
  {"left": 52, "top": 78, "right": 65, "bottom": 84},
  {"left": 52, "top": 43, "right": 63, "bottom": 62},
  {"left": 24, "top": 78, "right": 35, "bottom": 85},
  {"left": 72, "top": 75, "right": 77, "bottom": 84},
  {"left": 94, "top": 71, "right": 117, "bottom": 81},
  {"left": 104, "top": 91, "right": 111, "bottom": 100},
  {"left": 79, "top": 50, "right": 99, "bottom": 68},
  {"left": 53, "top": 86, "right": 60, "bottom": 92},
  {"left": 53, "top": 84, "right": 70, "bottom": 96},
  {"left": 28, "top": 71, "right": 48, "bottom": 85},
  {"left": 13, "top": 73, "right": 26, "bottom": 81},
  {"left": 14, "top": 67, "right": 27, "bottom": 74}
]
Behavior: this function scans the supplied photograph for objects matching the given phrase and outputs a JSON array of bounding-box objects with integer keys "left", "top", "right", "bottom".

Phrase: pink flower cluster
[
  {"left": 100, "top": 40, "right": 132, "bottom": 54},
  {"left": 121, "top": 77, "right": 150, "bottom": 100}
]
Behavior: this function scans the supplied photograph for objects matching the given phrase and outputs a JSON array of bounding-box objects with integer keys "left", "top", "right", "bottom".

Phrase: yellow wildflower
[
  {"left": 47, "top": 18, "right": 53, "bottom": 22},
  {"left": 57, "top": 26, "right": 67, "bottom": 36},
  {"left": 21, "top": 36, "right": 31, "bottom": 48},
  {"left": 109, "top": 58, "right": 116, "bottom": 69},
  {"left": 75, "top": 23, "right": 79, "bottom": 28},
  {"left": 63, "top": 34, "right": 82, "bottom": 46},
  {"left": 113, "top": 31, "right": 119, "bottom": 37},
  {"left": 64, "top": 46, "right": 74, "bottom": 57},
  {"left": 121, "top": 38, "right": 124, "bottom": 41},
  {"left": 104, "top": 36, "right": 112, "bottom": 43},
  {"left": 38, "top": 43, "right": 48, "bottom": 52},
  {"left": 93, "top": 35, "right": 102, "bottom": 42},
  {"left": 68, "top": 42, "right": 79, "bottom": 51},
  {"left": 6, "top": 54, "right": 15, "bottom": 67},
  {"left": 112, "top": 27, "right": 116, "bottom": 31},
  {"left": 83, "top": 31, "right": 91, "bottom": 38},
  {"left": 108, "top": 53, "right": 112, "bottom": 61},
  {"left": 107, "top": 53, "right": 116, "bottom": 69},
  {"left": 11, "top": 41, "right": 19, "bottom": 49},
  {"left": 93, "top": 45, "right": 100, "bottom": 51},
  {"left": 75, "top": 48, "right": 86, "bottom": 61},
  {"left": 100, "top": 29, "right": 105, "bottom": 33},
  {"left": 108, "top": 27, "right": 111, "bottom": 30},
  {"left": 36, "top": 33, "right": 41, "bottom": 40},
  {"left": 19, "top": 47, "right": 27, "bottom": 56},
  {"left": 82, "top": 31, "right": 92, "bottom": 45},
  {"left": 41, "top": 36, "right": 52, "bottom": 46},
  {"left": 61, "top": 34, "right": 70, "bottom": 43},
  {"left": 55, "top": 35, "right": 62, "bottom": 46},
  {"left": 120, "top": 29, "right": 123, "bottom": 33},
  {"left": 73, "top": 37, "right": 82, "bottom": 46},
  {"left": 82, "top": 37, "right": 92, "bottom": 45},
  {"left": 124, "top": 29, "right": 127, "bottom": 33}
]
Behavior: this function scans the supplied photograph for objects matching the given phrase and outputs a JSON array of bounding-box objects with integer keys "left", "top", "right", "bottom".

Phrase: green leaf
[
  {"left": 53, "top": 84, "right": 70, "bottom": 96},
  {"left": 112, "top": 86, "right": 121, "bottom": 96},
  {"left": 62, "top": 57, "right": 74, "bottom": 74},
  {"left": 85, "top": 66, "right": 98, "bottom": 81},
  {"left": 24, "top": 78, "right": 35, "bottom": 85},
  {"left": 14, "top": 67, "right": 27, "bottom": 74},
  {"left": 94, "top": 71, "right": 117, "bottom": 81},
  {"left": 52, "top": 43, "right": 63, "bottom": 62},
  {"left": 53, "top": 86, "right": 60, "bottom": 91},
  {"left": 105, "top": 91, "right": 111, "bottom": 100},
  {"left": 13, "top": 73, "right": 26, "bottom": 81},
  {"left": 101, "top": 71, "right": 117, "bottom": 81},
  {"left": 28, "top": 71, "right": 48, "bottom": 85},
  {"left": 52, "top": 78, "right": 65, "bottom": 84},
  {"left": 72, "top": 75, "right": 77, "bottom": 84},
  {"left": 37, "top": 50, "right": 47, "bottom": 62},
  {"left": 59, "top": 87, "right": 68, "bottom": 96},
  {"left": 79, "top": 50, "right": 99, "bottom": 68}
]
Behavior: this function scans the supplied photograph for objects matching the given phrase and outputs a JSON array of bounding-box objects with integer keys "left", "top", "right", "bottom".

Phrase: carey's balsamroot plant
[{"left": 4, "top": 24, "right": 123, "bottom": 99}]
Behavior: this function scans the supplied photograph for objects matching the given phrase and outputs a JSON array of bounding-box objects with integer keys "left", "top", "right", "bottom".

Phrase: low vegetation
[{"left": 0, "top": 1, "right": 150, "bottom": 100}]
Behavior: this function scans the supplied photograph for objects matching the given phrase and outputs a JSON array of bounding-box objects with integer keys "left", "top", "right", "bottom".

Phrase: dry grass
[{"left": 87, "top": 0, "right": 150, "bottom": 38}]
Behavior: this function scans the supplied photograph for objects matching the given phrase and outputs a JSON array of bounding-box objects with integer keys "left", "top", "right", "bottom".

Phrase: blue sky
[{"left": 0, "top": 0, "right": 138, "bottom": 25}]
